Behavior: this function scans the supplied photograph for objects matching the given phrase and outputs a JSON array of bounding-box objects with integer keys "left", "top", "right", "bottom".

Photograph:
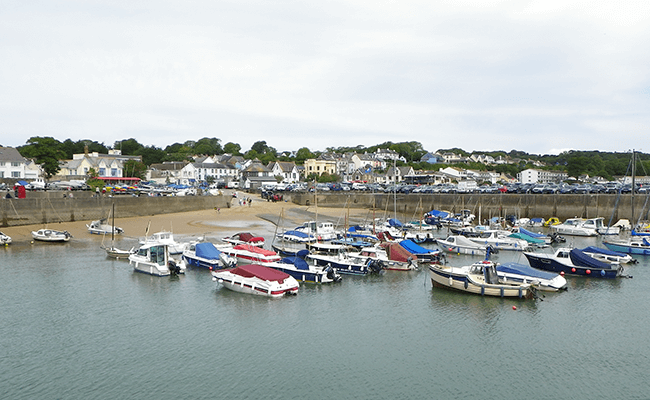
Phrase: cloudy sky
[{"left": 1, "top": 1, "right": 649, "bottom": 155}]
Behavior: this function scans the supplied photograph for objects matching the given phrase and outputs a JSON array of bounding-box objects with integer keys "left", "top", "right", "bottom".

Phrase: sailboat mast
[
  {"left": 632, "top": 149, "right": 636, "bottom": 226},
  {"left": 111, "top": 202, "right": 115, "bottom": 242}
]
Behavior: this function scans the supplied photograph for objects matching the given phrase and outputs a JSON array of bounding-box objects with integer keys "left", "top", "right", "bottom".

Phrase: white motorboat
[
  {"left": 436, "top": 235, "right": 493, "bottom": 256},
  {"left": 347, "top": 244, "right": 418, "bottom": 271},
  {"left": 87, "top": 218, "right": 123, "bottom": 235},
  {"left": 468, "top": 230, "right": 529, "bottom": 251},
  {"left": 262, "top": 256, "right": 342, "bottom": 284},
  {"left": 550, "top": 218, "right": 598, "bottom": 237},
  {"left": 31, "top": 229, "right": 72, "bottom": 242},
  {"left": 140, "top": 231, "right": 187, "bottom": 254},
  {"left": 212, "top": 264, "right": 299, "bottom": 297},
  {"left": 129, "top": 242, "right": 185, "bottom": 276},
  {"left": 182, "top": 242, "right": 237, "bottom": 270},
  {"left": 0, "top": 231, "right": 11, "bottom": 245},
  {"left": 222, "top": 232, "right": 265, "bottom": 247},
  {"left": 294, "top": 220, "right": 339, "bottom": 241},
  {"left": 588, "top": 217, "right": 620, "bottom": 235},
  {"left": 496, "top": 262, "right": 567, "bottom": 292}
]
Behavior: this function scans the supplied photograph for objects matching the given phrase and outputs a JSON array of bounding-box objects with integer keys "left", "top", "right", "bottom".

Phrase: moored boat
[
  {"left": 182, "top": 242, "right": 237, "bottom": 270},
  {"left": 218, "top": 243, "right": 282, "bottom": 264},
  {"left": 31, "top": 229, "right": 72, "bottom": 242},
  {"left": 549, "top": 218, "right": 598, "bottom": 237},
  {"left": 87, "top": 218, "right": 124, "bottom": 235},
  {"left": 496, "top": 262, "right": 567, "bottom": 291},
  {"left": 222, "top": 232, "right": 265, "bottom": 247},
  {"left": 523, "top": 247, "right": 628, "bottom": 278},
  {"left": 211, "top": 264, "right": 299, "bottom": 297},
  {"left": 580, "top": 246, "right": 637, "bottom": 264},
  {"left": 429, "top": 260, "right": 538, "bottom": 299},
  {"left": 0, "top": 231, "right": 11, "bottom": 245},
  {"left": 602, "top": 237, "right": 650, "bottom": 256},
  {"left": 263, "top": 255, "right": 342, "bottom": 284},
  {"left": 436, "top": 235, "right": 494, "bottom": 256},
  {"left": 129, "top": 242, "right": 185, "bottom": 276},
  {"left": 140, "top": 231, "right": 187, "bottom": 255}
]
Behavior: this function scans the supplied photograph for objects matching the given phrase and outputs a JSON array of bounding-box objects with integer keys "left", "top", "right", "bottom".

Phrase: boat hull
[
  {"left": 602, "top": 241, "right": 650, "bottom": 255},
  {"left": 429, "top": 265, "right": 534, "bottom": 299},
  {"left": 523, "top": 253, "right": 622, "bottom": 278},
  {"left": 212, "top": 271, "right": 299, "bottom": 297}
]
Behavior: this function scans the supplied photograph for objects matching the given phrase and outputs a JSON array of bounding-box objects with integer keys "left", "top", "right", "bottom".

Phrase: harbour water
[{"left": 2, "top": 229, "right": 650, "bottom": 399}]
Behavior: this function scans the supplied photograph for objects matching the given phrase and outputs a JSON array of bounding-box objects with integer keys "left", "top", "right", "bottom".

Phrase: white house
[
  {"left": 269, "top": 161, "right": 300, "bottom": 183},
  {"left": 0, "top": 146, "right": 27, "bottom": 179},
  {"left": 518, "top": 168, "right": 568, "bottom": 184}
]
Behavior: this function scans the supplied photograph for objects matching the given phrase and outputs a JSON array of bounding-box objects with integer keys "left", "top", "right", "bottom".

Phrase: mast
[
  {"left": 632, "top": 149, "right": 636, "bottom": 226},
  {"left": 393, "top": 158, "right": 397, "bottom": 220},
  {"left": 111, "top": 202, "right": 115, "bottom": 244}
]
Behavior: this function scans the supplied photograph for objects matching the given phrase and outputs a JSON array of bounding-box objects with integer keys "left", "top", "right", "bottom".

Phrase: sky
[{"left": 1, "top": 0, "right": 649, "bottom": 156}]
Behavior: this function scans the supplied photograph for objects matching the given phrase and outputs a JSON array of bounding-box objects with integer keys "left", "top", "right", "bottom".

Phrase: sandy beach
[{"left": 1, "top": 193, "right": 371, "bottom": 245}]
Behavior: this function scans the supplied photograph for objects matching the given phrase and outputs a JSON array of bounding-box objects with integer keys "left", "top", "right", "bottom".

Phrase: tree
[
  {"left": 137, "top": 146, "right": 166, "bottom": 166},
  {"left": 251, "top": 141, "right": 269, "bottom": 154},
  {"left": 295, "top": 147, "right": 314, "bottom": 164},
  {"left": 194, "top": 137, "right": 223, "bottom": 155},
  {"left": 223, "top": 142, "right": 241, "bottom": 155},
  {"left": 17, "top": 137, "right": 66, "bottom": 179},
  {"left": 114, "top": 138, "right": 143, "bottom": 155},
  {"left": 123, "top": 160, "right": 147, "bottom": 179}
]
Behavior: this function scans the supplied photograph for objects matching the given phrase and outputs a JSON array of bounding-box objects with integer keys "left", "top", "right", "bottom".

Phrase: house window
[
  {"left": 0, "top": 172, "right": 4, "bottom": 178},
  {"left": 12, "top": 171, "right": 21, "bottom": 178},
  {"left": 111, "top": 168, "right": 117, "bottom": 177},
  {"left": 11, "top": 162, "right": 20, "bottom": 167},
  {"left": 99, "top": 168, "right": 106, "bottom": 175}
]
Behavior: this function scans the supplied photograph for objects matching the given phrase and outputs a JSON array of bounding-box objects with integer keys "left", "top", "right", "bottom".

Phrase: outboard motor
[
  {"left": 168, "top": 260, "right": 181, "bottom": 276},
  {"left": 367, "top": 259, "right": 384, "bottom": 274},
  {"left": 325, "top": 266, "right": 342, "bottom": 282},
  {"left": 219, "top": 252, "right": 237, "bottom": 268}
]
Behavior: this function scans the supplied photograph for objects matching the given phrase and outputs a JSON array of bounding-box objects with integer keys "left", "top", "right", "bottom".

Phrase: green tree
[
  {"left": 223, "top": 142, "right": 241, "bottom": 155},
  {"left": 251, "top": 141, "right": 269, "bottom": 154},
  {"left": 18, "top": 137, "right": 66, "bottom": 179},
  {"left": 123, "top": 160, "right": 147, "bottom": 179},
  {"left": 114, "top": 138, "right": 143, "bottom": 155},
  {"left": 295, "top": 147, "right": 314, "bottom": 164}
]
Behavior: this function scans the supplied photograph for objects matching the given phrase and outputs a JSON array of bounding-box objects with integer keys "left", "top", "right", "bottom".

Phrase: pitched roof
[{"left": 0, "top": 146, "right": 26, "bottom": 163}]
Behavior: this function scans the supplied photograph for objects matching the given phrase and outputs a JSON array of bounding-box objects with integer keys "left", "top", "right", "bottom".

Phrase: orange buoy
[
  {"left": 571, "top": 267, "right": 576, "bottom": 273},
  {"left": 586, "top": 269, "right": 591, "bottom": 274},
  {"left": 512, "top": 306, "right": 517, "bottom": 310}
]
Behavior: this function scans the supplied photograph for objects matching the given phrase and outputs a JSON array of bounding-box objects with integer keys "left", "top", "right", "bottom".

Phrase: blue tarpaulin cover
[
  {"left": 195, "top": 242, "right": 222, "bottom": 259},
  {"left": 497, "top": 262, "right": 559, "bottom": 280},
  {"left": 399, "top": 239, "right": 435, "bottom": 254},
  {"left": 280, "top": 257, "right": 309, "bottom": 270}
]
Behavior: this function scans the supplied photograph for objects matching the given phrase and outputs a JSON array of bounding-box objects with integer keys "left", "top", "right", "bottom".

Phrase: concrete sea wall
[
  {"left": 1, "top": 192, "right": 230, "bottom": 227},
  {"left": 288, "top": 192, "right": 649, "bottom": 223}
]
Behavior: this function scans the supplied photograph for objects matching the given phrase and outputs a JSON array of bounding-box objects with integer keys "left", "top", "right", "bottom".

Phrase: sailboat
[{"left": 101, "top": 203, "right": 134, "bottom": 259}]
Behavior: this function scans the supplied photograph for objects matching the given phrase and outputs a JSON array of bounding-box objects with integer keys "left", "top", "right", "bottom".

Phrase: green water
[{"left": 1, "top": 233, "right": 649, "bottom": 399}]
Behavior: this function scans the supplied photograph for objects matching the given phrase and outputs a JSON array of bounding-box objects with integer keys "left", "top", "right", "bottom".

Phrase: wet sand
[{"left": 1, "top": 193, "right": 371, "bottom": 245}]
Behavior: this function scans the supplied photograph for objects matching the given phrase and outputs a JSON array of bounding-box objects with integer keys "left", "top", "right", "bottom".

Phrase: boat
[
  {"left": 101, "top": 203, "right": 133, "bottom": 258},
  {"left": 468, "top": 230, "right": 530, "bottom": 251},
  {"left": 182, "top": 242, "right": 237, "bottom": 270},
  {"left": 348, "top": 244, "right": 418, "bottom": 271},
  {"left": 436, "top": 235, "right": 495, "bottom": 256},
  {"left": 276, "top": 229, "right": 316, "bottom": 243},
  {"left": 222, "top": 232, "right": 265, "bottom": 247},
  {"left": 523, "top": 248, "right": 628, "bottom": 278},
  {"left": 580, "top": 246, "right": 637, "bottom": 264},
  {"left": 87, "top": 218, "right": 123, "bottom": 235},
  {"left": 496, "top": 262, "right": 567, "bottom": 292},
  {"left": 428, "top": 260, "right": 538, "bottom": 299},
  {"left": 305, "top": 251, "right": 385, "bottom": 275},
  {"left": 588, "top": 217, "right": 620, "bottom": 235},
  {"left": 543, "top": 217, "right": 561, "bottom": 227},
  {"left": 0, "top": 231, "right": 11, "bottom": 245},
  {"left": 549, "top": 218, "right": 598, "bottom": 237},
  {"left": 511, "top": 226, "right": 565, "bottom": 244},
  {"left": 294, "top": 220, "right": 339, "bottom": 241},
  {"left": 140, "top": 231, "right": 187, "bottom": 255},
  {"left": 129, "top": 242, "right": 185, "bottom": 276},
  {"left": 218, "top": 243, "right": 282, "bottom": 264},
  {"left": 602, "top": 237, "right": 650, "bottom": 256},
  {"left": 211, "top": 264, "right": 299, "bottom": 297},
  {"left": 31, "top": 229, "right": 72, "bottom": 242},
  {"left": 397, "top": 239, "right": 444, "bottom": 264},
  {"left": 263, "top": 254, "right": 342, "bottom": 283}
]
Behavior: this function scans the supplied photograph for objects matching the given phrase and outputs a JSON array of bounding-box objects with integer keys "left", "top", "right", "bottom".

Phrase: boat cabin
[{"left": 468, "top": 261, "right": 500, "bottom": 284}]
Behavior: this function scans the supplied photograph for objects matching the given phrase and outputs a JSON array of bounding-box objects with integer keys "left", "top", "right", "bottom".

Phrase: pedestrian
[{"left": 248, "top": 197, "right": 252, "bottom": 207}]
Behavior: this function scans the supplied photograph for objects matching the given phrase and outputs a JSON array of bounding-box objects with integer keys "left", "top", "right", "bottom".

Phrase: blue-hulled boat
[
  {"left": 580, "top": 246, "right": 636, "bottom": 264},
  {"left": 602, "top": 238, "right": 650, "bottom": 256},
  {"left": 523, "top": 247, "right": 628, "bottom": 278},
  {"left": 182, "top": 242, "right": 236, "bottom": 270},
  {"left": 263, "top": 256, "right": 342, "bottom": 283}
]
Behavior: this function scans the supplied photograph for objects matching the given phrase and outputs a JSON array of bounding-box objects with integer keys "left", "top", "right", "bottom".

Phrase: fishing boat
[
  {"left": 496, "top": 262, "right": 567, "bottom": 292},
  {"left": 222, "top": 232, "right": 265, "bottom": 247},
  {"left": 294, "top": 220, "right": 339, "bottom": 241},
  {"left": 549, "top": 218, "right": 598, "bottom": 237},
  {"left": 263, "top": 254, "right": 342, "bottom": 283},
  {"left": 31, "top": 229, "right": 72, "bottom": 242},
  {"left": 428, "top": 260, "right": 538, "bottom": 299},
  {"left": 140, "top": 231, "right": 187, "bottom": 255},
  {"left": 182, "top": 242, "right": 237, "bottom": 270},
  {"left": 218, "top": 243, "right": 282, "bottom": 264},
  {"left": 602, "top": 237, "right": 650, "bottom": 256},
  {"left": 129, "top": 242, "right": 185, "bottom": 276},
  {"left": 211, "top": 264, "right": 299, "bottom": 297},
  {"left": 0, "top": 231, "right": 11, "bottom": 245},
  {"left": 436, "top": 235, "right": 494, "bottom": 256},
  {"left": 523, "top": 248, "right": 628, "bottom": 278}
]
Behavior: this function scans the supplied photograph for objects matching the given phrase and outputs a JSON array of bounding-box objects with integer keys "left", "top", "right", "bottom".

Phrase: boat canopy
[
  {"left": 234, "top": 244, "right": 279, "bottom": 256},
  {"left": 569, "top": 248, "right": 611, "bottom": 270},
  {"left": 497, "top": 262, "right": 559, "bottom": 280},
  {"left": 238, "top": 232, "right": 264, "bottom": 243},
  {"left": 387, "top": 218, "right": 403, "bottom": 228},
  {"left": 379, "top": 242, "right": 413, "bottom": 262},
  {"left": 581, "top": 246, "right": 627, "bottom": 257},
  {"left": 230, "top": 264, "right": 291, "bottom": 282},
  {"left": 280, "top": 257, "right": 310, "bottom": 270},
  {"left": 399, "top": 239, "right": 436, "bottom": 255},
  {"left": 426, "top": 210, "right": 449, "bottom": 219},
  {"left": 509, "top": 232, "right": 544, "bottom": 244},
  {"left": 530, "top": 217, "right": 544, "bottom": 223},
  {"left": 518, "top": 227, "right": 546, "bottom": 239},
  {"left": 282, "top": 230, "right": 313, "bottom": 239},
  {"left": 195, "top": 242, "right": 222, "bottom": 259}
]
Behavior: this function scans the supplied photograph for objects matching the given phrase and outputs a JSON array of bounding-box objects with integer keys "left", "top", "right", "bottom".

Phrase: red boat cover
[
  {"left": 233, "top": 244, "right": 278, "bottom": 256},
  {"left": 238, "top": 233, "right": 264, "bottom": 243},
  {"left": 380, "top": 242, "right": 411, "bottom": 262},
  {"left": 230, "top": 264, "right": 290, "bottom": 282}
]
